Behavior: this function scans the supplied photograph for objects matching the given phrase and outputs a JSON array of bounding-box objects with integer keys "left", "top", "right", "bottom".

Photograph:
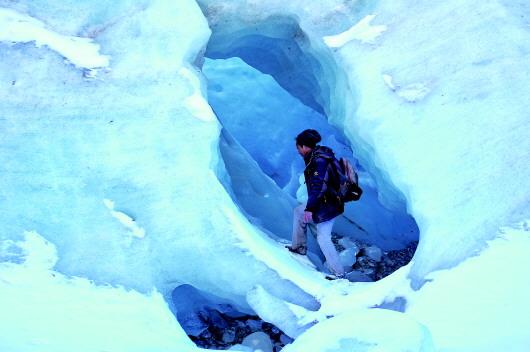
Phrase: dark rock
[
  {"left": 364, "top": 246, "right": 382, "bottom": 262},
  {"left": 206, "top": 308, "right": 229, "bottom": 329},
  {"left": 200, "top": 330, "right": 212, "bottom": 340},
  {"left": 186, "top": 306, "right": 290, "bottom": 351},
  {"left": 280, "top": 334, "right": 294, "bottom": 344},
  {"left": 179, "top": 311, "right": 208, "bottom": 337},
  {"left": 246, "top": 319, "right": 263, "bottom": 331}
]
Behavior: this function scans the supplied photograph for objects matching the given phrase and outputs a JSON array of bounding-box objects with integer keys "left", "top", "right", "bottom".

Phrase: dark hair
[{"left": 295, "top": 129, "right": 321, "bottom": 148}]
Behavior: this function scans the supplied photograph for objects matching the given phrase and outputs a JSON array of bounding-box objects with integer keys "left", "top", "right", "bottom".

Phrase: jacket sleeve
[{"left": 305, "top": 157, "right": 330, "bottom": 212}]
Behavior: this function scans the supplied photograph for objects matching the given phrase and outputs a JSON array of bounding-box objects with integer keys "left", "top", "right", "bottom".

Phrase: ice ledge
[{"left": 0, "top": 8, "right": 110, "bottom": 76}]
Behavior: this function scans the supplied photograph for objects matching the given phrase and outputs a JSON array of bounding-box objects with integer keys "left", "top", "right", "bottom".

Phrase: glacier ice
[
  {"left": 282, "top": 308, "right": 435, "bottom": 352},
  {"left": 198, "top": 0, "right": 530, "bottom": 285},
  {"left": 0, "top": 232, "right": 198, "bottom": 352},
  {"left": 338, "top": 248, "right": 357, "bottom": 268},
  {"left": 204, "top": 53, "right": 419, "bottom": 250},
  {"left": 323, "top": 14, "right": 388, "bottom": 47},
  {"left": 242, "top": 331, "right": 273, "bottom": 352},
  {"left": 0, "top": 8, "right": 109, "bottom": 74},
  {"left": 1, "top": 0, "right": 530, "bottom": 351}
]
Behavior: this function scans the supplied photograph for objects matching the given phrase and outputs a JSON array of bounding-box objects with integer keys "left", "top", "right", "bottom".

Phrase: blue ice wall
[
  {"left": 205, "top": 16, "right": 331, "bottom": 116},
  {"left": 204, "top": 57, "right": 352, "bottom": 192},
  {"left": 204, "top": 56, "right": 419, "bottom": 250}
]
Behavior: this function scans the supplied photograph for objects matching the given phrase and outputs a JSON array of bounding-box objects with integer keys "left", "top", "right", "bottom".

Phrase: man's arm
[{"left": 305, "top": 157, "right": 329, "bottom": 212}]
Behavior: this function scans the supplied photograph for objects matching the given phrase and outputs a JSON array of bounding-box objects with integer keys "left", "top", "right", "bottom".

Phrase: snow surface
[
  {"left": 323, "top": 15, "right": 387, "bottom": 47},
  {"left": 2, "top": 0, "right": 530, "bottom": 351},
  {"left": 0, "top": 7, "right": 109, "bottom": 73},
  {"left": 283, "top": 308, "right": 435, "bottom": 352},
  {"left": 0, "top": 232, "right": 197, "bottom": 352}
]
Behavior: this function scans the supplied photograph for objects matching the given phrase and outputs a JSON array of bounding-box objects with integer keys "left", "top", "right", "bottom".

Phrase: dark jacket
[{"left": 303, "top": 145, "right": 344, "bottom": 223}]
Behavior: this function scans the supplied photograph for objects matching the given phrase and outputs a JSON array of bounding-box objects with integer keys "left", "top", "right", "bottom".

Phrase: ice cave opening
[
  {"left": 172, "top": 284, "right": 293, "bottom": 350},
  {"left": 176, "top": 14, "right": 423, "bottom": 347},
  {"left": 200, "top": 14, "right": 420, "bottom": 273},
  {"left": 174, "top": 13, "right": 425, "bottom": 345}
]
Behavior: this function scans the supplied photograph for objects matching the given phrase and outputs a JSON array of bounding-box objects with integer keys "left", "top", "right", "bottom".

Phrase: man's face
[{"left": 296, "top": 144, "right": 310, "bottom": 157}]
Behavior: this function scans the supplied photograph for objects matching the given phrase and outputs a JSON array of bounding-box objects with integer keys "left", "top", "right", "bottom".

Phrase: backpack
[{"left": 329, "top": 157, "right": 363, "bottom": 202}]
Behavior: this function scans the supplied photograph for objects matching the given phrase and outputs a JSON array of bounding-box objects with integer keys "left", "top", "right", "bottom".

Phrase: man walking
[{"left": 287, "top": 129, "right": 345, "bottom": 279}]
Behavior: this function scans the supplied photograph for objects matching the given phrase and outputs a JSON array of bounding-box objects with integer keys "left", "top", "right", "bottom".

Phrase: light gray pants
[{"left": 291, "top": 204, "right": 345, "bottom": 276}]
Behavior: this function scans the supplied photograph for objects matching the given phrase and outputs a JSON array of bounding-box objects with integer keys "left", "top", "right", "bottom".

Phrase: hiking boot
[
  {"left": 286, "top": 245, "right": 307, "bottom": 255},
  {"left": 325, "top": 273, "right": 346, "bottom": 280}
]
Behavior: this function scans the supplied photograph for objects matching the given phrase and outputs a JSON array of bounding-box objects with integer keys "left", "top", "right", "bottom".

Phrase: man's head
[{"left": 295, "top": 129, "right": 321, "bottom": 157}]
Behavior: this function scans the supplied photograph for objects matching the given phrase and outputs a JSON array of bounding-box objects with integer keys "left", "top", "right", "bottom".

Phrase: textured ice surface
[
  {"left": 198, "top": 0, "right": 530, "bottom": 282},
  {"left": 204, "top": 56, "right": 353, "bottom": 191},
  {"left": 218, "top": 125, "right": 297, "bottom": 240},
  {"left": 2, "top": 0, "right": 530, "bottom": 351},
  {"left": 205, "top": 56, "right": 419, "bottom": 249},
  {"left": 406, "top": 223, "right": 530, "bottom": 351},
  {"left": 1, "top": 0, "right": 325, "bottom": 315},
  {"left": 0, "top": 232, "right": 198, "bottom": 352},
  {"left": 323, "top": 1, "right": 530, "bottom": 284},
  {"left": 0, "top": 8, "right": 109, "bottom": 73},
  {"left": 282, "top": 308, "right": 435, "bottom": 352},
  {"left": 324, "top": 14, "right": 387, "bottom": 47}
]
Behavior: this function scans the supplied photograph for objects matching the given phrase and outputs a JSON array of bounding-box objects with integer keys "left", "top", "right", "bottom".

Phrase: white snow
[
  {"left": 0, "top": 8, "right": 109, "bottom": 72},
  {"left": 282, "top": 308, "right": 435, "bottom": 352},
  {"left": 246, "top": 285, "right": 312, "bottom": 338},
  {"left": 180, "top": 66, "right": 217, "bottom": 122},
  {"left": 323, "top": 15, "right": 387, "bottom": 47},
  {"left": 0, "top": 232, "right": 198, "bottom": 352},
  {"left": 406, "top": 222, "right": 530, "bottom": 351},
  {"left": 1, "top": 0, "right": 530, "bottom": 351}
]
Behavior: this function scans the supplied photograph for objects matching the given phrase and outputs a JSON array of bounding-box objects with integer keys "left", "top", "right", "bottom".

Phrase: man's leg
[
  {"left": 316, "top": 218, "right": 345, "bottom": 276},
  {"left": 290, "top": 204, "right": 307, "bottom": 252}
]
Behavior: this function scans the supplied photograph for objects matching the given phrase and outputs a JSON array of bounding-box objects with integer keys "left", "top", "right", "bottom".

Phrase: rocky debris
[
  {"left": 363, "top": 246, "right": 382, "bottom": 262},
  {"left": 246, "top": 319, "right": 263, "bottom": 331},
  {"left": 223, "top": 329, "right": 237, "bottom": 344},
  {"left": 187, "top": 237, "right": 417, "bottom": 349},
  {"left": 179, "top": 310, "right": 209, "bottom": 336},
  {"left": 188, "top": 307, "right": 290, "bottom": 351},
  {"left": 374, "top": 241, "right": 418, "bottom": 280},
  {"left": 332, "top": 233, "right": 418, "bottom": 282},
  {"left": 280, "top": 334, "right": 294, "bottom": 345},
  {"left": 331, "top": 232, "right": 346, "bottom": 251}
]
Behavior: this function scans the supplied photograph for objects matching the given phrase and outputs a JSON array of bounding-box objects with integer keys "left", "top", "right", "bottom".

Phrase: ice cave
[
  {"left": 203, "top": 15, "right": 419, "bottom": 255},
  {"left": 1, "top": 1, "right": 530, "bottom": 352}
]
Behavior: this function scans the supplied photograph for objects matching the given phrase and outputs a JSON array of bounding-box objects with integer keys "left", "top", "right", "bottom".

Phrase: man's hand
[{"left": 303, "top": 211, "right": 313, "bottom": 223}]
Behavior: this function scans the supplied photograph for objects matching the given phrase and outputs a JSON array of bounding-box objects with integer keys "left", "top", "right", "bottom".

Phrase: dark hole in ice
[{"left": 172, "top": 284, "right": 293, "bottom": 351}]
